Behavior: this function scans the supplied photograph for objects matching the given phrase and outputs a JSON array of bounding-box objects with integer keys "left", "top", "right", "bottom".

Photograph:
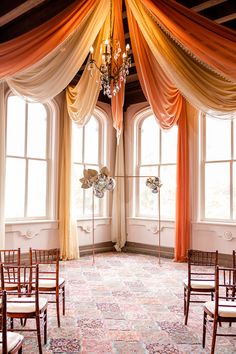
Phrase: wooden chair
[
  {"left": 0, "top": 264, "right": 48, "bottom": 354},
  {"left": 0, "top": 290, "right": 24, "bottom": 354},
  {"left": 29, "top": 248, "right": 65, "bottom": 327},
  {"left": 183, "top": 249, "right": 218, "bottom": 325},
  {"left": 0, "top": 249, "right": 20, "bottom": 266},
  {"left": 203, "top": 266, "right": 236, "bottom": 354},
  {"left": 0, "top": 249, "right": 21, "bottom": 292}
]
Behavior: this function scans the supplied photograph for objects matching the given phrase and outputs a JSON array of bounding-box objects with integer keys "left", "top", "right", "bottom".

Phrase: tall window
[
  {"left": 5, "top": 95, "right": 56, "bottom": 220},
  {"left": 72, "top": 113, "right": 106, "bottom": 218},
  {"left": 135, "top": 113, "right": 177, "bottom": 219},
  {"left": 201, "top": 115, "right": 236, "bottom": 221}
]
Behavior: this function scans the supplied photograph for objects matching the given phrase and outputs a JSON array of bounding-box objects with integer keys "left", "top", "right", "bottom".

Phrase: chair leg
[
  {"left": 185, "top": 289, "right": 191, "bottom": 325},
  {"left": 44, "top": 309, "right": 47, "bottom": 345},
  {"left": 184, "top": 287, "right": 186, "bottom": 315},
  {"left": 36, "top": 314, "right": 43, "bottom": 354},
  {"left": 10, "top": 318, "right": 14, "bottom": 329},
  {"left": 202, "top": 310, "right": 207, "bottom": 348},
  {"left": 211, "top": 318, "right": 218, "bottom": 354},
  {"left": 56, "top": 291, "right": 60, "bottom": 327},
  {"left": 62, "top": 286, "right": 65, "bottom": 316}
]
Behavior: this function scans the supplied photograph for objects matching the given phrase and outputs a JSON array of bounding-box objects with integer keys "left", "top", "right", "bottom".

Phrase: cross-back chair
[
  {"left": 183, "top": 249, "right": 218, "bottom": 325},
  {"left": 0, "top": 290, "right": 24, "bottom": 354},
  {"left": 29, "top": 248, "right": 65, "bottom": 327},
  {"left": 203, "top": 266, "right": 236, "bottom": 354},
  {"left": 0, "top": 249, "right": 21, "bottom": 292},
  {"left": 0, "top": 264, "right": 48, "bottom": 354}
]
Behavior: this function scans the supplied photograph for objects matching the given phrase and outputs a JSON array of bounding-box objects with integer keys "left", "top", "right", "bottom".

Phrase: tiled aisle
[{"left": 21, "top": 252, "right": 236, "bottom": 353}]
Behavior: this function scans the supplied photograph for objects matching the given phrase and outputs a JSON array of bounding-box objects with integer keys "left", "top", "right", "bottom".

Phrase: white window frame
[
  {"left": 200, "top": 113, "right": 236, "bottom": 222},
  {"left": 72, "top": 107, "right": 109, "bottom": 219},
  {"left": 134, "top": 108, "right": 177, "bottom": 220},
  {"left": 5, "top": 92, "right": 59, "bottom": 222}
]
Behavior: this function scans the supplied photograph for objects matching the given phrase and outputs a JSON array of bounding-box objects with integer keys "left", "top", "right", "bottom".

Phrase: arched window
[
  {"left": 72, "top": 110, "right": 107, "bottom": 218},
  {"left": 5, "top": 94, "right": 58, "bottom": 220},
  {"left": 135, "top": 112, "right": 177, "bottom": 219},
  {"left": 201, "top": 114, "right": 236, "bottom": 221}
]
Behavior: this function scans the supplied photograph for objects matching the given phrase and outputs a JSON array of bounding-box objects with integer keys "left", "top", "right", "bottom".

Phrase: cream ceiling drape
[
  {"left": 127, "top": 0, "right": 236, "bottom": 118},
  {"left": 6, "top": 0, "right": 109, "bottom": 102}
]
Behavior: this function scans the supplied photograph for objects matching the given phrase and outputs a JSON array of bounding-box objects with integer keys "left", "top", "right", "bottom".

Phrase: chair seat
[
  {"left": 38, "top": 277, "right": 65, "bottom": 288},
  {"left": 7, "top": 296, "right": 48, "bottom": 313},
  {"left": 0, "top": 331, "right": 24, "bottom": 353},
  {"left": 183, "top": 278, "right": 215, "bottom": 289},
  {"left": 204, "top": 300, "right": 236, "bottom": 318}
]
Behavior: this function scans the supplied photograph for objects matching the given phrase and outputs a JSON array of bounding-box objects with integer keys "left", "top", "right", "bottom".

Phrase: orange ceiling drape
[
  {"left": 111, "top": 0, "right": 126, "bottom": 138},
  {"left": 126, "top": 1, "right": 190, "bottom": 261},
  {"left": 142, "top": 0, "right": 236, "bottom": 82},
  {"left": 0, "top": 0, "right": 97, "bottom": 78}
]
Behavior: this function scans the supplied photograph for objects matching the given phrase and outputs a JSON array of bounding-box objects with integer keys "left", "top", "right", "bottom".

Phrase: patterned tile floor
[{"left": 17, "top": 252, "right": 236, "bottom": 353}]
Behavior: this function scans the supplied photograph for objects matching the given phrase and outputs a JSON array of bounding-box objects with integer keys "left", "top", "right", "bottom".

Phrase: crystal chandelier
[{"left": 87, "top": 2, "right": 131, "bottom": 98}]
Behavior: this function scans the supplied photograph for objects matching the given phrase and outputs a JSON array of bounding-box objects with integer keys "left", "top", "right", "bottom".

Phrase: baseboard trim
[
  {"left": 124, "top": 242, "right": 174, "bottom": 259},
  {"left": 79, "top": 241, "right": 115, "bottom": 256}
]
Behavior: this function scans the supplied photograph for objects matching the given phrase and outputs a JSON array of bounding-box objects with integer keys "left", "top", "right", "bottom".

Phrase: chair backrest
[
  {"left": 0, "top": 248, "right": 20, "bottom": 265},
  {"left": 29, "top": 248, "right": 60, "bottom": 283},
  {"left": 233, "top": 250, "right": 236, "bottom": 268},
  {"left": 215, "top": 266, "right": 236, "bottom": 317},
  {"left": 187, "top": 249, "right": 218, "bottom": 284},
  {"left": 0, "top": 290, "right": 7, "bottom": 354},
  {"left": 0, "top": 264, "right": 39, "bottom": 296}
]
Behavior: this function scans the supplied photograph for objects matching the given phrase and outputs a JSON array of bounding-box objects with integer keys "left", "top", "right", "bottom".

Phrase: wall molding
[
  {"left": 124, "top": 241, "right": 174, "bottom": 259},
  {"left": 79, "top": 241, "right": 114, "bottom": 256},
  {"left": 77, "top": 218, "right": 110, "bottom": 233},
  {"left": 5, "top": 221, "right": 58, "bottom": 240}
]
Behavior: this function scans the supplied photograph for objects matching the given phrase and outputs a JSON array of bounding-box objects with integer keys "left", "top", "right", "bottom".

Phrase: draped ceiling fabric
[{"left": 0, "top": 0, "right": 235, "bottom": 260}]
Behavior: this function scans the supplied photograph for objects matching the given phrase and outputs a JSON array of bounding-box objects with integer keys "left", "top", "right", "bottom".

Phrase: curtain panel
[
  {"left": 58, "top": 97, "right": 79, "bottom": 260},
  {"left": 6, "top": 0, "right": 109, "bottom": 102},
  {"left": 0, "top": 0, "right": 98, "bottom": 79},
  {"left": 142, "top": 0, "right": 236, "bottom": 82}
]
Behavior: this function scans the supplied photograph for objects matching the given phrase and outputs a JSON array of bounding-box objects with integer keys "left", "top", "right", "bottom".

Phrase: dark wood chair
[
  {"left": 29, "top": 248, "right": 65, "bottom": 327},
  {"left": 0, "top": 290, "right": 24, "bottom": 354},
  {"left": 0, "top": 249, "right": 21, "bottom": 292},
  {"left": 203, "top": 266, "right": 236, "bottom": 354},
  {"left": 183, "top": 249, "right": 218, "bottom": 325},
  {"left": 0, "top": 264, "right": 48, "bottom": 354}
]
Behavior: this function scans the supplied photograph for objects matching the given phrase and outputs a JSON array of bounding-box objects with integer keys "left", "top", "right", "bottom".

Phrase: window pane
[
  {"left": 84, "top": 116, "right": 99, "bottom": 164},
  {"left": 27, "top": 103, "right": 47, "bottom": 158},
  {"left": 6, "top": 96, "right": 26, "bottom": 156},
  {"left": 234, "top": 162, "right": 236, "bottom": 220},
  {"left": 72, "top": 164, "right": 84, "bottom": 217},
  {"left": 84, "top": 165, "right": 100, "bottom": 216},
  {"left": 160, "top": 165, "right": 176, "bottom": 219},
  {"left": 205, "top": 162, "right": 230, "bottom": 219},
  {"left": 161, "top": 126, "right": 177, "bottom": 163},
  {"left": 27, "top": 160, "right": 47, "bottom": 217},
  {"left": 139, "top": 166, "right": 158, "bottom": 217},
  {"left": 205, "top": 116, "right": 231, "bottom": 161},
  {"left": 141, "top": 116, "right": 159, "bottom": 164},
  {"left": 5, "top": 158, "right": 25, "bottom": 218},
  {"left": 72, "top": 123, "right": 83, "bottom": 163}
]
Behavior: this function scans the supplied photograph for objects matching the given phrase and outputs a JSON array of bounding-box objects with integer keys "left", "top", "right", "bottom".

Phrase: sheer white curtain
[{"left": 111, "top": 132, "right": 126, "bottom": 251}]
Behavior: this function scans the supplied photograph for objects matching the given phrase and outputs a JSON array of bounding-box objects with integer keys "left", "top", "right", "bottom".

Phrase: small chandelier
[{"left": 87, "top": 3, "right": 131, "bottom": 98}]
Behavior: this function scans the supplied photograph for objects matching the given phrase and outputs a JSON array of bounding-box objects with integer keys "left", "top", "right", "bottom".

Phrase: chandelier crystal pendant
[{"left": 87, "top": 3, "right": 131, "bottom": 98}]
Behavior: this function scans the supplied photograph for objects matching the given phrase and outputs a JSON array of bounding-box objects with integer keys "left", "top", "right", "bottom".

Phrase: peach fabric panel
[
  {"left": 142, "top": 0, "right": 236, "bottom": 82},
  {"left": 111, "top": 0, "right": 126, "bottom": 138},
  {"left": 175, "top": 101, "right": 190, "bottom": 262},
  {"left": 0, "top": 0, "right": 96, "bottom": 78}
]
